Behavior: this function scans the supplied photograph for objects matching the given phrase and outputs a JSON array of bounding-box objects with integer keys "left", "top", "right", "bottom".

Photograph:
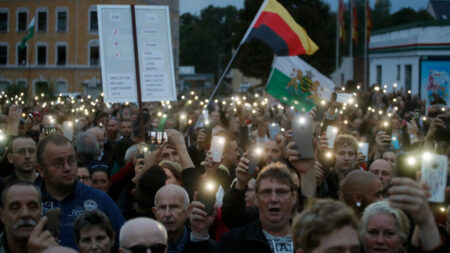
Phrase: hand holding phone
[
  {"left": 45, "top": 208, "right": 61, "bottom": 238},
  {"left": 292, "top": 116, "right": 314, "bottom": 159},
  {"left": 196, "top": 180, "right": 218, "bottom": 216},
  {"left": 325, "top": 126, "right": 339, "bottom": 149},
  {"left": 210, "top": 136, "right": 226, "bottom": 163},
  {"left": 421, "top": 152, "right": 448, "bottom": 203},
  {"left": 247, "top": 145, "right": 263, "bottom": 176}
]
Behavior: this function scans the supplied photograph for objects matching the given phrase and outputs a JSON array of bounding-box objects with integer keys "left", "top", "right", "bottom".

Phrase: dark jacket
[
  {"left": 221, "top": 183, "right": 258, "bottom": 229},
  {"left": 215, "top": 220, "right": 272, "bottom": 253}
]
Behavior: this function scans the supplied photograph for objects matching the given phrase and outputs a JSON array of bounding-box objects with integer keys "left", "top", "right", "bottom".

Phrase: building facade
[
  {"left": 369, "top": 21, "right": 450, "bottom": 103},
  {"left": 0, "top": 0, "right": 179, "bottom": 98}
]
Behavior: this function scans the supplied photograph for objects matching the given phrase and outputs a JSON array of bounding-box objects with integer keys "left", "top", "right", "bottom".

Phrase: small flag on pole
[
  {"left": 19, "top": 17, "right": 35, "bottom": 49},
  {"left": 240, "top": 0, "right": 318, "bottom": 56},
  {"left": 352, "top": 0, "right": 358, "bottom": 44},
  {"left": 265, "top": 56, "right": 334, "bottom": 112},
  {"left": 366, "top": 1, "right": 372, "bottom": 44},
  {"left": 339, "top": 0, "right": 346, "bottom": 42}
]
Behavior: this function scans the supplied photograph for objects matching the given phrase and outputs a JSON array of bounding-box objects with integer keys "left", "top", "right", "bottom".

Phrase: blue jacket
[{"left": 40, "top": 181, "right": 125, "bottom": 249}]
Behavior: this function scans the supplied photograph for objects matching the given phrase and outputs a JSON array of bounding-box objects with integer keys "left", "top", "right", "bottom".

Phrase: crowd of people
[{"left": 0, "top": 84, "right": 448, "bottom": 253}]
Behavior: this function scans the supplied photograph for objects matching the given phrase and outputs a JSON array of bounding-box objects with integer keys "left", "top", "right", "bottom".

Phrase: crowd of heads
[{"left": 0, "top": 84, "right": 448, "bottom": 252}]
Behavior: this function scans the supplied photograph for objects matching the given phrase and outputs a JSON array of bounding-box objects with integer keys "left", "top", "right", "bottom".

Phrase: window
[
  {"left": 17, "top": 45, "right": 26, "bottom": 65},
  {"left": 89, "top": 9, "right": 98, "bottom": 31},
  {"left": 0, "top": 45, "right": 7, "bottom": 65},
  {"left": 0, "top": 10, "right": 8, "bottom": 32},
  {"left": 405, "top": 65, "right": 412, "bottom": 91},
  {"left": 55, "top": 81, "right": 67, "bottom": 94},
  {"left": 90, "top": 45, "right": 99, "bottom": 65},
  {"left": 34, "top": 81, "right": 49, "bottom": 96},
  {"left": 37, "top": 10, "right": 47, "bottom": 32},
  {"left": 0, "top": 81, "right": 8, "bottom": 92},
  {"left": 37, "top": 45, "right": 46, "bottom": 65},
  {"left": 56, "top": 45, "right": 66, "bottom": 65},
  {"left": 376, "top": 65, "right": 382, "bottom": 85},
  {"left": 17, "top": 11, "right": 27, "bottom": 31},
  {"left": 56, "top": 9, "right": 67, "bottom": 31},
  {"left": 396, "top": 65, "right": 400, "bottom": 81}
]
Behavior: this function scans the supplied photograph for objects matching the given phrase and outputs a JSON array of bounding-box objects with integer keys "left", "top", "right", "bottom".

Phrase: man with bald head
[
  {"left": 368, "top": 159, "right": 393, "bottom": 192},
  {"left": 152, "top": 185, "right": 215, "bottom": 252},
  {"left": 119, "top": 217, "right": 168, "bottom": 253},
  {"left": 339, "top": 170, "right": 384, "bottom": 217}
]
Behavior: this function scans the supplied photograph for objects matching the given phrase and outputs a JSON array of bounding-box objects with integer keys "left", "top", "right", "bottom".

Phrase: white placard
[{"left": 98, "top": 5, "right": 176, "bottom": 103}]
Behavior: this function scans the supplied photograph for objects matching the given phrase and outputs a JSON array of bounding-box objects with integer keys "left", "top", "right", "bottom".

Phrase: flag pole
[
  {"left": 349, "top": 0, "right": 353, "bottom": 65},
  {"left": 206, "top": 43, "right": 242, "bottom": 107},
  {"left": 364, "top": 0, "right": 368, "bottom": 91},
  {"left": 335, "top": 0, "right": 339, "bottom": 72}
]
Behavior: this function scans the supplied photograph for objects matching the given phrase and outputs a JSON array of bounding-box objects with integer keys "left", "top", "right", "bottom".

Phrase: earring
[{"left": 356, "top": 202, "right": 361, "bottom": 207}]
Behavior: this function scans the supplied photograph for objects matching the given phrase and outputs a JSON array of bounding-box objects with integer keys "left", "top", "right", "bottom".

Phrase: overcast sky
[{"left": 180, "top": 0, "right": 429, "bottom": 15}]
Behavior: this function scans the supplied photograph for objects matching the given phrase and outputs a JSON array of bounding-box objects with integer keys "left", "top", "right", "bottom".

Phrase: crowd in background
[{"left": 0, "top": 83, "right": 448, "bottom": 253}]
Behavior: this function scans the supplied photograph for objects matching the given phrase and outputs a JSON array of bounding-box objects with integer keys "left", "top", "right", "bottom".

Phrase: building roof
[
  {"left": 371, "top": 20, "right": 450, "bottom": 36},
  {"left": 428, "top": 0, "right": 450, "bottom": 20}
]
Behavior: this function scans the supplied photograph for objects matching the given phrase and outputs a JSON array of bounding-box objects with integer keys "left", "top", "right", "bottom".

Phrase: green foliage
[{"left": 180, "top": 5, "right": 239, "bottom": 77}]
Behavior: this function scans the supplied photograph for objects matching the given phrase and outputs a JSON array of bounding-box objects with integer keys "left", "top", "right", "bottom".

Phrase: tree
[
  {"left": 388, "top": 8, "right": 433, "bottom": 27},
  {"left": 232, "top": 0, "right": 336, "bottom": 81},
  {"left": 372, "top": 0, "right": 391, "bottom": 30},
  {"left": 180, "top": 6, "right": 239, "bottom": 78}
]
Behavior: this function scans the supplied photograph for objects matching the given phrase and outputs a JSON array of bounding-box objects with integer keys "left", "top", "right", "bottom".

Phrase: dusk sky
[{"left": 180, "top": 0, "right": 429, "bottom": 15}]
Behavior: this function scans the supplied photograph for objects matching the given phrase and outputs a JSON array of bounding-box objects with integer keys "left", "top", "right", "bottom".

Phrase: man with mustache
[{"left": 0, "top": 181, "right": 58, "bottom": 253}]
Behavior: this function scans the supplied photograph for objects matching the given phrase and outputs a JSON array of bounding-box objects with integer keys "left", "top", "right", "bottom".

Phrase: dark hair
[
  {"left": 37, "top": 135, "right": 72, "bottom": 166},
  {"left": 90, "top": 166, "right": 110, "bottom": 179},
  {"left": 74, "top": 209, "right": 114, "bottom": 244},
  {"left": 1, "top": 180, "right": 41, "bottom": 208}
]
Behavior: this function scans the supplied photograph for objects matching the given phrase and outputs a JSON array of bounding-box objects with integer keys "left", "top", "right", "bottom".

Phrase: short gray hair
[
  {"left": 154, "top": 184, "right": 190, "bottom": 208},
  {"left": 75, "top": 131, "right": 99, "bottom": 155},
  {"left": 361, "top": 201, "right": 410, "bottom": 249}
]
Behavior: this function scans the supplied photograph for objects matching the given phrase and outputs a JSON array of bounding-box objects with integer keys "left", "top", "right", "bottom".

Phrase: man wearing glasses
[
  {"left": 119, "top": 217, "right": 168, "bottom": 253},
  {"left": 2, "top": 137, "right": 41, "bottom": 190},
  {"left": 36, "top": 135, "right": 125, "bottom": 250},
  {"left": 217, "top": 163, "right": 297, "bottom": 253}
]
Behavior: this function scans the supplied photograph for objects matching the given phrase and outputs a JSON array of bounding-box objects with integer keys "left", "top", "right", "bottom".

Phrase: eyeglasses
[
  {"left": 257, "top": 188, "right": 292, "bottom": 199},
  {"left": 77, "top": 176, "right": 90, "bottom": 181},
  {"left": 13, "top": 148, "right": 36, "bottom": 156},
  {"left": 123, "top": 243, "right": 167, "bottom": 253},
  {"left": 45, "top": 158, "right": 77, "bottom": 169}
]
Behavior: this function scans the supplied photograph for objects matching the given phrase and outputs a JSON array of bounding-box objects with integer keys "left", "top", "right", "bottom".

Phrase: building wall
[
  {"left": 0, "top": 0, "right": 179, "bottom": 98},
  {"left": 369, "top": 24, "right": 450, "bottom": 94},
  {"left": 369, "top": 56, "right": 419, "bottom": 93}
]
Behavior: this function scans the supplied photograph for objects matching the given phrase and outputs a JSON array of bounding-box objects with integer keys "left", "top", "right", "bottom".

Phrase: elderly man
[
  {"left": 368, "top": 159, "right": 393, "bottom": 192},
  {"left": 75, "top": 131, "right": 100, "bottom": 167},
  {"left": 87, "top": 127, "right": 108, "bottom": 162},
  {"left": 152, "top": 185, "right": 215, "bottom": 252},
  {"left": 2, "top": 137, "right": 40, "bottom": 189},
  {"left": 0, "top": 181, "right": 58, "bottom": 253},
  {"left": 217, "top": 163, "right": 297, "bottom": 253},
  {"left": 36, "top": 135, "right": 125, "bottom": 249},
  {"left": 119, "top": 218, "right": 168, "bottom": 253}
]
